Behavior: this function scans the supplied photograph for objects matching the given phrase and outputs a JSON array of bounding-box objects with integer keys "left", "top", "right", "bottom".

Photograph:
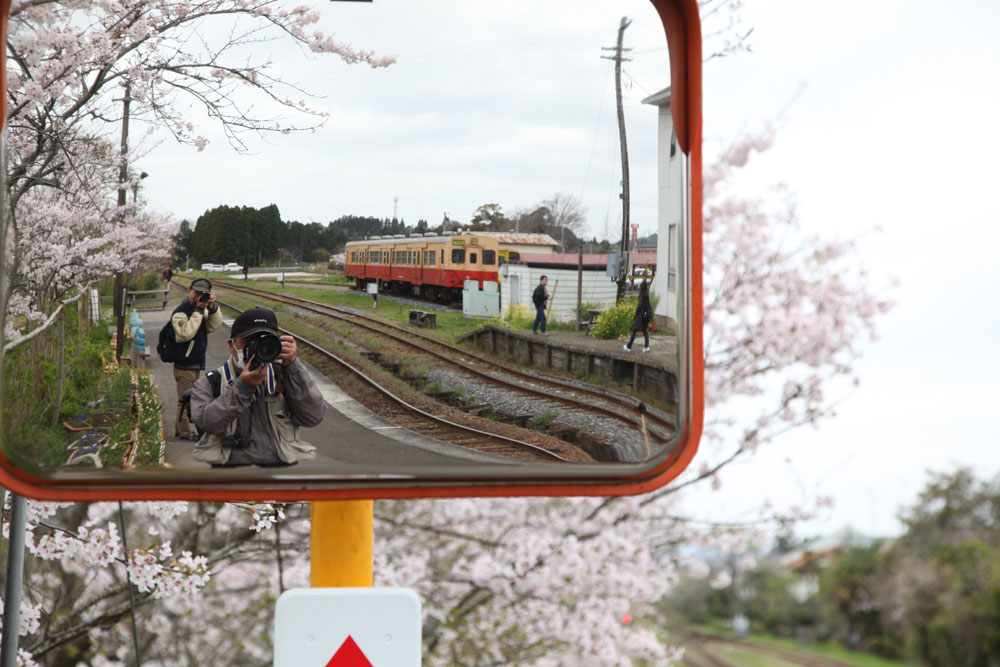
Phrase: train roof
[{"left": 345, "top": 234, "right": 494, "bottom": 247}]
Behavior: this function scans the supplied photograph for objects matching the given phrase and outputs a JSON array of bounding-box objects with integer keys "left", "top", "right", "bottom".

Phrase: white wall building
[
  {"left": 642, "top": 86, "right": 686, "bottom": 332},
  {"left": 499, "top": 264, "right": 618, "bottom": 323}
]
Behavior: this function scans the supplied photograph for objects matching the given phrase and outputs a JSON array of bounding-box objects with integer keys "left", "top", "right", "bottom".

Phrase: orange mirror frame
[{"left": 0, "top": 0, "right": 702, "bottom": 501}]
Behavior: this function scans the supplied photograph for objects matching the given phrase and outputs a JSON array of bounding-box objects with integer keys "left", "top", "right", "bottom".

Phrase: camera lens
[
  {"left": 255, "top": 333, "right": 281, "bottom": 363},
  {"left": 245, "top": 331, "right": 282, "bottom": 369}
]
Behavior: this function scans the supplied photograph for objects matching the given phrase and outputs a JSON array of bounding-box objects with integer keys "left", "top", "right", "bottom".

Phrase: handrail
[{"left": 3, "top": 287, "right": 88, "bottom": 355}]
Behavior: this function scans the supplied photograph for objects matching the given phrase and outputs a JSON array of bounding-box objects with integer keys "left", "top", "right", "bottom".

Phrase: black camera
[
  {"left": 220, "top": 435, "right": 249, "bottom": 449},
  {"left": 242, "top": 330, "right": 282, "bottom": 370},
  {"left": 198, "top": 291, "right": 211, "bottom": 303}
]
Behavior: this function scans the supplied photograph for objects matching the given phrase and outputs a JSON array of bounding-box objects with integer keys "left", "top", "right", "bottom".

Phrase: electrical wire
[{"left": 578, "top": 60, "right": 614, "bottom": 204}]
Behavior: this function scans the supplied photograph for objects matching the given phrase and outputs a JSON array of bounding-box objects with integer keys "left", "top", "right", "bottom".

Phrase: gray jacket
[{"left": 191, "top": 358, "right": 325, "bottom": 465}]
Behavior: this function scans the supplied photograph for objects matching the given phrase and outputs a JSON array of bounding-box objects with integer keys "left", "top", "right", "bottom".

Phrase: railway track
[
  {"left": 206, "top": 278, "right": 677, "bottom": 449},
  {"left": 259, "top": 278, "right": 463, "bottom": 311},
  {"left": 682, "top": 634, "right": 853, "bottom": 667},
  {"left": 168, "top": 282, "right": 574, "bottom": 463}
]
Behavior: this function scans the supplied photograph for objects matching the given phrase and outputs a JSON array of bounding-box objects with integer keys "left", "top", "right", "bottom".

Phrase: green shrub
[
  {"left": 3, "top": 312, "right": 120, "bottom": 471},
  {"left": 590, "top": 297, "right": 638, "bottom": 340},
  {"left": 493, "top": 302, "right": 535, "bottom": 329},
  {"left": 94, "top": 270, "right": 162, "bottom": 296},
  {"left": 574, "top": 300, "right": 602, "bottom": 323},
  {"left": 532, "top": 410, "right": 557, "bottom": 426}
]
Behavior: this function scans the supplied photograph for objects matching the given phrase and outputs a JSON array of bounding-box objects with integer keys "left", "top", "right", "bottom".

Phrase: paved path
[{"left": 133, "top": 300, "right": 515, "bottom": 476}]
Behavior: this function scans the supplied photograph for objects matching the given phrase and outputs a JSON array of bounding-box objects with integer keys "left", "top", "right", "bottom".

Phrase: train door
[
  {"left": 424, "top": 245, "right": 441, "bottom": 289},
  {"left": 414, "top": 244, "right": 426, "bottom": 293}
]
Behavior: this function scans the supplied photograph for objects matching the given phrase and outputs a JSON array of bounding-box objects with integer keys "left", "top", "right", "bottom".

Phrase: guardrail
[{"left": 100, "top": 288, "right": 169, "bottom": 310}]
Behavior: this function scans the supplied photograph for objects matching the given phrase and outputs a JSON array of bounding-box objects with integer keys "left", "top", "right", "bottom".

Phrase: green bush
[
  {"left": 493, "top": 302, "right": 535, "bottom": 329},
  {"left": 3, "top": 312, "right": 122, "bottom": 472},
  {"left": 574, "top": 301, "right": 603, "bottom": 323},
  {"left": 590, "top": 297, "right": 638, "bottom": 340},
  {"left": 131, "top": 271, "right": 163, "bottom": 291},
  {"left": 94, "top": 270, "right": 162, "bottom": 296}
]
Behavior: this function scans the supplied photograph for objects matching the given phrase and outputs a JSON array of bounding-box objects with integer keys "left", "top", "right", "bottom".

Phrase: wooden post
[
  {"left": 602, "top": 17, "right": 633, "bottom": 301},
  {"left": 576, "top": 248, "right": 583, "bottom": 331},
  {"left": 50, "top": 314, "right": 65, "bottom": 428},
  {"left": 114, "top": 82, "right": 132, "bottom": 363}
]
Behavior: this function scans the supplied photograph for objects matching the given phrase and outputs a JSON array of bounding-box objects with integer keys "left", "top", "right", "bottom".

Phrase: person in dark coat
[
  {"left": 171, "top": 278, "right": 223, "bottom": 440},
  {"left": 624, "top": 281, "right": 652, "bottom": 352},
  {"left": 531, "top": 275, "right": 549, "bottom": 335}
]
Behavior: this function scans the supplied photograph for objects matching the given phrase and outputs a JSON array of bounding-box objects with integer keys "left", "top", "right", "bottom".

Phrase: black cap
[{"left": 231, "top": 307, "right": 278, "bottom": 339}]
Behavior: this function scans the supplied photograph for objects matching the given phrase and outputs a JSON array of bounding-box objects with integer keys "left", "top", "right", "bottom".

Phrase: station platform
[
  {"left": 132, "top": 299, "right": 515, "bottom": 475},
  {"left": 459, "top": 325, "right": 679, "bottom": 406}
]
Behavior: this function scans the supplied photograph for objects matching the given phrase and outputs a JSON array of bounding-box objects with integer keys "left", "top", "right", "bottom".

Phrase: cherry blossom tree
[
  {"left": 4, "top": 0, "right": 395, "bottom": 328},
  {"left": 0, "top": 129, "right": 888, "bottom": 666},
  {"left": 0, "top": 3, "right": 893, "bottom": 665}
]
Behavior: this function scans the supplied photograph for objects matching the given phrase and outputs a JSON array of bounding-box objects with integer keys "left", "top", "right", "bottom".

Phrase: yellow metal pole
[{"left": 310, "top": 500, "right": 373, "bottom": 587}]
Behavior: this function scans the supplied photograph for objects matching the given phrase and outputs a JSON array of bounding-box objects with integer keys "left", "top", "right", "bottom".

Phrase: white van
[
  {"left": 224, "top": 262, "right": 240, "bottom": 272},
  {"left": 201, "top": 263, "right": 214, "bottom": 272}
]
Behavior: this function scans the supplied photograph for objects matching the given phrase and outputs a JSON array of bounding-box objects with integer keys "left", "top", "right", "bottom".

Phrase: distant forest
[
  {"left": 172, "top": 200, "right": 648, "bottom": 268},
  {"left": 172, "top": 204, "right": 430, "bottom": 267}
]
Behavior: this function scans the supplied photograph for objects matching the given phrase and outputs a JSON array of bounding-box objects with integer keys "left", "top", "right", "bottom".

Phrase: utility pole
[
  {"left": 392, "top": 194, "right": 399, "bottom": 222},
  {"left": 113, "top": 82, "right": 132, "bottom": 362},
  {"left": 602, "top": 16, "right": 632, "bottom": 300}
]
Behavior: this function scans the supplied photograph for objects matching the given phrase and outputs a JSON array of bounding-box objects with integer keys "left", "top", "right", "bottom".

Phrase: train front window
[
  {"left": 483, "top": 250, "right": 496, "bottom": 265},
  {"left": 451, "top": 249, "right": 465, "bottom": 264},
  {"left": 469, "top": 252, "right": 477, "bottom": 264}
]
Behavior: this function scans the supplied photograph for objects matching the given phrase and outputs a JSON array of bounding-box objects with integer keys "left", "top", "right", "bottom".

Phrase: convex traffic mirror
[{"left": 0, "top": 0, "right": 703, "bottom": 500}]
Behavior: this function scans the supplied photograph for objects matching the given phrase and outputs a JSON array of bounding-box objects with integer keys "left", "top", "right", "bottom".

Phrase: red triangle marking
[{"left": 326, "top": 635, "right": 374, "bottom": 667}]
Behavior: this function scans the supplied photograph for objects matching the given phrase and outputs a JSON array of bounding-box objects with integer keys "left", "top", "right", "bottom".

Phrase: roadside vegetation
[
  {"left": 663, "top": 468, "right": 1000, "bottom": 667},
  {"left": 3, "top": 271, "right": 169, "bottom": 473}
]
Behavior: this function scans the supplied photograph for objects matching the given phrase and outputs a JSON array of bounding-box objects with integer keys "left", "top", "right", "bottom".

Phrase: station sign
[{"left": 274, "top": 589, "right": 421, "bottom": 667}]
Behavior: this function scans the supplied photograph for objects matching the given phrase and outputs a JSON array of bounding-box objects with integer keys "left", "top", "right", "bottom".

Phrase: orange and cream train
[{"left": 344, "top": 233, "right": 500, "bottom": 302}]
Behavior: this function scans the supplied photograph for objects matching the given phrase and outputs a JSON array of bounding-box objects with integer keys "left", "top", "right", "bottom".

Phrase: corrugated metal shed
[{"left": 500, "top": 264, "right": 619, "bottom": 322}]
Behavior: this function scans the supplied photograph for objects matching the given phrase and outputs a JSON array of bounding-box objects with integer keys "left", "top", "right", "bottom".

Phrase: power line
[{"left": 578, "top": 60, "right": 614, "bottom": 205}]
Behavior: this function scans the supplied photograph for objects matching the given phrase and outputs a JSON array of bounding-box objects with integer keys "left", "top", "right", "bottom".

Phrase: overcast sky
[
  {"left": 142, "top": 0, "right": 1000, "bottom": 538},
  {"left": 144, "top": 0, "right": 672, "bottom": 237}
]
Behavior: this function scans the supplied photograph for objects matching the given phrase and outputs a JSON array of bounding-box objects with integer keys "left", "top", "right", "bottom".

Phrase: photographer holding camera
[
  {"left": 191, "top": 307, "right": 325, "bottom": 467},
  {"left": 171, "top": 278, "right": 223, "bottom": 440}
]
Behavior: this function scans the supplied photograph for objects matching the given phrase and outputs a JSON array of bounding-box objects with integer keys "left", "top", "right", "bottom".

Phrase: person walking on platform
[
  {"left": 624, "top": 281, "right": 652, "bottom": 353},
  {"left": 531, "top": 275, "right": 550, "bottom": 336},
  {"left": 172, "top": 278, "right": 223, "bottom": 440},
  {"left": 191, "top": 307, "right": 325, "bottom": 467}
]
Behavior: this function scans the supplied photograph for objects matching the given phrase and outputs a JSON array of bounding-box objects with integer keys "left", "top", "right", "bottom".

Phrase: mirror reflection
[{"left": 1, "top": 0, "right": 688, "bottom": 484}]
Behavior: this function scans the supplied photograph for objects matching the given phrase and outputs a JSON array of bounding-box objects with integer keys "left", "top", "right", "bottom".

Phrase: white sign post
[{"left": 274, "top": 588, "right": 421, "bottom": 666}]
